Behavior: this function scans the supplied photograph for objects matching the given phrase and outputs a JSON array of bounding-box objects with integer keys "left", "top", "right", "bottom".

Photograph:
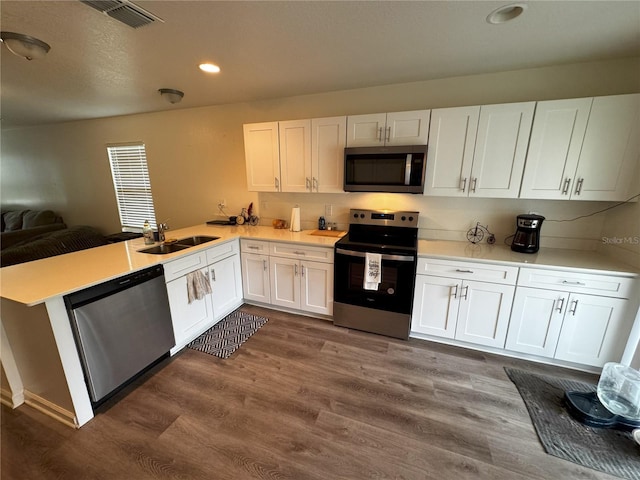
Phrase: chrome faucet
[{"left": 157, "top": 222, "right": 169, "bottom": 242}]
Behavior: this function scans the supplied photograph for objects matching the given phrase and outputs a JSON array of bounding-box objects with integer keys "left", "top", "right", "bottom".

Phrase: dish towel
[
  {"left": 363, "top": 252, "right": 382, "bottom": 291},
  {"left": 186, "top": 270, "right": 212, "bottom": 303}
]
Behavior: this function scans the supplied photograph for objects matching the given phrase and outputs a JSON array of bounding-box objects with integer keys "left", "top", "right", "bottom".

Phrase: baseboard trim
[
  {"left": 0, "top": 387, "right": 24, "bottom": 408},
  {"left": 23, "top": 390, "right": 78, "bottom": 429}
]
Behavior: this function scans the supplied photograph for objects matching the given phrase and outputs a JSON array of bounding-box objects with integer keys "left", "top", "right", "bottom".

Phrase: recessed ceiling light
[
  {"left": 199, "top": 63, "right": 220, "bottom": 73},
  {"left": 486, "top": 3, "right": 527, "bottom": 24}
]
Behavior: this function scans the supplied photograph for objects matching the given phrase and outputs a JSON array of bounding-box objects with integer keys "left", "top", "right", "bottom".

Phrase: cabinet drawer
[
  {"left": 206, "top": 240, "right": 238, "bottom": 264},
  {"left": 240, "top": 239, "right": 270, "bottom": 254},
  {"left": 417, "top": 258, "right": 518, "bottom": 285},
  {"left": 269, "top": 242, "right": 334, "bottom": 263},
  {"left": 518, "top": 267, "right": 636, "bottom": 298},
  {"left": 164, "top": 251, "right": 208, "bottom": 282}
]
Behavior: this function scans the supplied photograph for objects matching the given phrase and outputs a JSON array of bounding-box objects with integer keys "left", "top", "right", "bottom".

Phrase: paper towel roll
[{"left": 290, "top": 206, "right": 301, "bottom": 232}]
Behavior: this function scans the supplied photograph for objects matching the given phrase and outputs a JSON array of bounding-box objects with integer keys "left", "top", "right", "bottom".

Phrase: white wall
[{"left": 2, "top": 57, "right": 639, "bottom": 265}]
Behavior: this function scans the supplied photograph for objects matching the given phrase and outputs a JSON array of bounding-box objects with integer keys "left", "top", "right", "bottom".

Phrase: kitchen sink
[
  {"left": 174, "top": 235, "right": 220, "bottom": 246},
  {"left": 138, "top": 243, "right": 191, "bottom": 255},
  {"left": 138, "top": 235, "right": 220, "bottom": 254}
]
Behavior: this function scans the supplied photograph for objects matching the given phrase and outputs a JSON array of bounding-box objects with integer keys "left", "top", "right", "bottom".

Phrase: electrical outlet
[{"left": 325, "top": 204, "right": 333, "bottom": 217}]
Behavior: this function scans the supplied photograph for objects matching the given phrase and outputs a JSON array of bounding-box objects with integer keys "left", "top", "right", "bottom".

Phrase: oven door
[{"left": 334, "top": 247, "right": 416, "bottom": 314}]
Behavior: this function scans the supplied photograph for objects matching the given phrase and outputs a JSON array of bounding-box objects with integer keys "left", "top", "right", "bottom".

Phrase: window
[{"left": 107, "top": 143, "right": 157, "bottom": 232}]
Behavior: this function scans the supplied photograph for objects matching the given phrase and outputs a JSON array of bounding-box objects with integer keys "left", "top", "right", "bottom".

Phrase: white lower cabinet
[
  {"left": 165, "top": 240, "right": 243, "bottom": 352},
  {"left": 411, "top": 259, "right": 516, "bottom": 348},
  {"left": 505, "top": 268, "right": 636, "bottom": 367},
  {"left": 240, "top": 239, "right": 333, "bottom": 316}
]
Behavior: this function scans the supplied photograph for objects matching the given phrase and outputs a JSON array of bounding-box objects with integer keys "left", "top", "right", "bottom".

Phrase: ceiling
[{"left": 1, "top": 0, "right": 639, "bottom": 129}]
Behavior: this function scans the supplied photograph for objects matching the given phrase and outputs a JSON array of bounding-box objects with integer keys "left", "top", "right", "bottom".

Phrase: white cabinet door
[
  {"left": 424, "top": 106, "right": 479, "bottom": 197},
  {"left": 555, "top": 294, "right": 632, "bottom": 367},
  {"left": 346, "top": 113, "right": 387, "bottom": 147},
  {"left": 455, "top": 280, "right": 514, "bottom": 348},
  {"left": 279, "top": 119, "right": 312, "bottom": 193},
  {"left": 300, "top": 260, "right": 333, "bottom": 315},
  {"left": 166, "top": 267, "right": 214, "bottom": 348},
  {"left": 470, "top": 102, "right": 535, "bottom": 198},
  {"left": 243, "top": 122, "right": 281, "bottom": 192},
  {"left": 385, "top": 110, "right": 431, "bottom": 146},
  {"left": 519, "top": 98, "right": 592, "bottom": 200},
  {"left": 573, "top": 93, "right": 640, "bottom": 201},
  {"left": 241, "top": 253, "right": 271, "bottom": 303},
  {"left": 505, "top": 287, "right": 565, "bottom": 357},
  {"left": 411, "top": 275, "right": 459, "bottom": 338},
  {"left": 210, "top": 254, "right": 242, "bottom": 321},
  {"left": 311, "top": 116, "right": 346, "bottom": 193},
  {"left": 269, "top": 256, "right": 300, "bottom": 309}
]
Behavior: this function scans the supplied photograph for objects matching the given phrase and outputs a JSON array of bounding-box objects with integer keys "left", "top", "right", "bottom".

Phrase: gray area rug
[
  {"left": 187, "top": 309, "right": 268, "bottom": 359},
  {"left": 505, "top": 368, "right": 640, "bottom": 479}
]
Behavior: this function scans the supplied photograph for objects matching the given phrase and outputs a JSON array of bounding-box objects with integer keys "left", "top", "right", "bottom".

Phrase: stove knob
[
  {"left": 353, "top": 213, "right": 359, "bottom": 219},
  {"left": 360, "top": 214, "right": 365, "bottom": 219},
  {"left": 401, "top": 216, "right": 406, "bottom": 221},
  {"left": 408, "top": 216, "right": 414, "bottom": 222}
]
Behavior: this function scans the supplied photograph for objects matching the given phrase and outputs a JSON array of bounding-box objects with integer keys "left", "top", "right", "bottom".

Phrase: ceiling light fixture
[
  {"left": 158, "top": 88, "right": 184, "bottom": 104},
  {"left": 0, "top": 31, "right": 51, "bottom": 60},
  {"left": 486, "top": 4, "right": 527, "bottom": 24},
  {"left": 199, "top": 63, "right": 221, "bottom": 73}
]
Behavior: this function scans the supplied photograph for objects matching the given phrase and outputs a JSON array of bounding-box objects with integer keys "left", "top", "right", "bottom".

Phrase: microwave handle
[
  {"left": 336, "top": 248, "right": 415, "bottom": 262},
  {"left": 404, "top": 154, "right": 412, "bottom": 185}
]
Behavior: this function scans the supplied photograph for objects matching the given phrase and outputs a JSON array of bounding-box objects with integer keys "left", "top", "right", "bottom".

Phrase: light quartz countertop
[{"left": 1, "top": 223, "right": 637, "bottom": 306}]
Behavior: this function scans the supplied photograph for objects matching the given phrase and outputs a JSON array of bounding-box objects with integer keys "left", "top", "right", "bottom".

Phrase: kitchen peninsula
[{"left": 1, "top": 223, "right": 638, "bottom": 429}]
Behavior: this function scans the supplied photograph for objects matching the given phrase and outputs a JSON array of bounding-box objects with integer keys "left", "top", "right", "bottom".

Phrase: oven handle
[{"left": 336, "top": 248, "right": 415, "bottom": 262}]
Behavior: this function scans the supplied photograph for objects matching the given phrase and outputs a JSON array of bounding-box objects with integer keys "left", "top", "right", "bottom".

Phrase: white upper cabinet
[
  {"left": 519, "top": 98, "right": 592, "bottom": 199},
  {"left": 244, "top": 122, "right": 281, "bottom": 192},
  {"left": 245, "top": 117, "right": 346, "bottom": 193},
  {"left": 311, "top": 116, "right": 346, "bottom": 193},
  {"left": 346, "top": 110, "right": 430, "bottom": 147},
  {"left": 470, "top": 102, "right": 535, "bottom": 198},
  {"left": 520, "top": 93, "right": 640, "bottom": 201},
  {"left": 424, "top": 106, "right": 480, "bottom": 197},
  {"left": 424, "top": 102, "right": 535, "bottom": 198},
  {"left": 573, "top": 93, "right": 640, "bottom": 201},
  {"left": 279, "top": 119, "right": 312, "bottom": 193}
]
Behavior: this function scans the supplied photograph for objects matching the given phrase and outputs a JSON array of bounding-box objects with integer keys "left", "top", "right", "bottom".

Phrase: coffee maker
[{"left": 511, "top": 214, "right": 545, "bottom": 253}]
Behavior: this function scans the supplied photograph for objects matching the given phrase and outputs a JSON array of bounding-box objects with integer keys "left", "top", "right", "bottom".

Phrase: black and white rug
[
  {"left": 187, "top": 309, "right": 268, "bottom": 359},
  {"left": 505, "top": 367, "right": 640, "bottom": 480}
]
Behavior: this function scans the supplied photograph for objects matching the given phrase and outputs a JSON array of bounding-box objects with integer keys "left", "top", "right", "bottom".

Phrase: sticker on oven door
[{"left": 387, "top": 288, "right": 395, "bottom": 295}]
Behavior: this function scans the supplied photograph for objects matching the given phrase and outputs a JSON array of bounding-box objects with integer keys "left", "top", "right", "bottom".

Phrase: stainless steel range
[{"left": 333, "top": 209, "right": 419, "bottom": 340}]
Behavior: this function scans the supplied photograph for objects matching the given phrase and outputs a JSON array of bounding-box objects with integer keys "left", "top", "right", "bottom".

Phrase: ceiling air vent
[{"left": 80, "top": 0, "right": 163, "bottom": 29}]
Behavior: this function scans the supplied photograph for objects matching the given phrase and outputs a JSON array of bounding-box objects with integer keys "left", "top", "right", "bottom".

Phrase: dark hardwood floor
[{"left": 2, "top": 305, "right": 622, "bottom": 479}]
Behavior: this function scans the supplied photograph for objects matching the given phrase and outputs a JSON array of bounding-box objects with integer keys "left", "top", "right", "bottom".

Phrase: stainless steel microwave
[{"left": 344, "top": 145, "right": 427, "bottom": 193}]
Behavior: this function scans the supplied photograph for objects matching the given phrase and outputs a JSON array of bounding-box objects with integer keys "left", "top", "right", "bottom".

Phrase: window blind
[{"left": 107, "top": 144, "right": 157, "bottom": 232}]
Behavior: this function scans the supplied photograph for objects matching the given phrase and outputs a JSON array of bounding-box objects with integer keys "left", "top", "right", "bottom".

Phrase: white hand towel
[
  {"left": 363, "top": 252, "right": 382, "bottom": 291},
  {"left": 187, "top": 270, "right": 212, "bottom": 303}
]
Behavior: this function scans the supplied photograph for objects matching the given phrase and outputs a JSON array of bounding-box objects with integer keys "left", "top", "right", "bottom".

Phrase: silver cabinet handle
[
  {"left": 275, "top": 177, "right": 280, "bottom": 190},
  {"left": 301, "top": 265, "right": 305, "bottom": 277},
  {"left": 306, "top": 177, "right": 311, "bottom": 190},
  {"left": 555, "top": 297, "right": 565, "bottom": 313},
  {"left": 386, "top": 126, "right": 391, "bottom": 142},
  {"left": 562, "top": 280, "right": 586, "bottom": 286},
  {"left": 294, "top": 264, "right": 298, "bottom": 276},
  {"left": 247, "top": 245, "right": 260, "bottom": 250},
  {"left": 575, "top": 178, "right": 584, "bottom": 195},
  {"left": 562, "top": 178, "right": 571, "bottom": 195},
  {"left": 211, "top": 268, "right": 216, "bottom": 282},
  {"left": 377, "top": 127, "right": 383, "bottom": 142},
  {"left": 293, "top": 251, "right": 306, "bottom": 255},
  {"left": 460, "top": 177, "right": 467, "bottom": 192},
  {"left": 461, "top": 285, "right": 469, "bottom": 300},
  {"left": 471, "top": 178, "right": 477, "bottom": 193},
  {"left": 452, "top": 284, "right": 459, "bottom": 299},
  {"left": 455, "top": 269, "right": 474, "bottom": 274},
  {"left": 569, "top": 299, "right": 579, "bottom": 316},
  {"left": 263, "top": 259, "right": 267, "bottom": 271},
  {"left": 312, "top": 177, "right": 318, "bottom": 191}
]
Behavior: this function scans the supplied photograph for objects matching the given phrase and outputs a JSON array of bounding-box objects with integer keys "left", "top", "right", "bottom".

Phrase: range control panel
[{"left": 348, "top": 209, "right": 419, "bottom": 228}]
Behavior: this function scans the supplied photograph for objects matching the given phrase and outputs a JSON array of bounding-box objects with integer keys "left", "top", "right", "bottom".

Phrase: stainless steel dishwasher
[{"left": 65, "top": 265, "right": 175, "bottom": 405}]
